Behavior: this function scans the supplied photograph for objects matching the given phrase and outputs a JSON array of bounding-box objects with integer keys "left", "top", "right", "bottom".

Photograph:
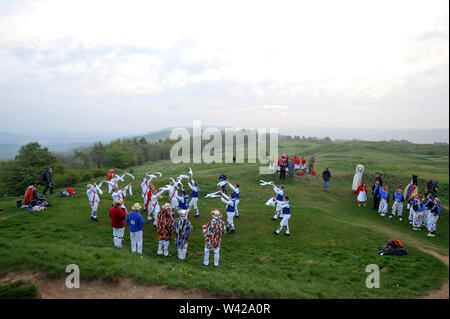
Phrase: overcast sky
[{"left": 0, "top": 0, "right": 448, "bottom": 136}]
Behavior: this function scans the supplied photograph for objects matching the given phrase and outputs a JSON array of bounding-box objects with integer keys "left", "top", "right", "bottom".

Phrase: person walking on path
[{"left": 42, "top": 168, "right": 54, "bottom": 197}]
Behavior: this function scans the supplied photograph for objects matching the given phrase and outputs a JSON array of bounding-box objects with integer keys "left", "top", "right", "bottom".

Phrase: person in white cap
[
  {"left": 126, "top": 203, "right": 145, "bottom": 255},
  {"left": 172, "top": 209, "right": 193, "bottom": 260},
  {"left": 86, "top": 184, "right": 101, "bottom": 222},
  {"left": 271, "top": 182, "right": 285, "bottom": 220},
  {"left": 227, "top": 181, "right": 240, "bottom": 217},
  {"left": 273, "top": 196, "right": 291, "bottom": 236},
  {"left": 202, "top": 209, "right": 226, "bottom": 267}
]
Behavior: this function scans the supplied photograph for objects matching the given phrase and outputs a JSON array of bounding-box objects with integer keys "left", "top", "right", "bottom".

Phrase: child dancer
[
  {"left": 227, "top": 181, "right": 240, "bottom": 217},
  {"left": 219, "top": 191, "right": 237, "bottom": 234},
  {"left": 423, "top": 194, "right": 434, "bottom": 227},
  {"left": 412, "top": 197, "right": 425, "bottom": 231},
  {"left": 156, "top": 203, "right": 174, "bottom": 257},
  {"left": 175, "top": 190, "right": 190, "bottom": 211},
  {"left": 273, "top": 196, "right": 291, "bottom": 236},
  {"left": 271, "top": 182, "right": 285, "bottom": 220},
  {"left": 378, "top": 186, "right": 389, "bottom": 217},
  {"left": 126, "top": 203, "right": 145, "bottom": 255},
  {"left": 356, "top": 184, "right": 368, "bottom": 207},
  {"left": 187, "top": 177, "right": 200, "bottom": 217},
  {"left": 389, "top": 189, "right": 404, "bottom": 221},
  {"left": 427, "top": 198, "right": 441, "bottom": 237},
  {"left": 172, "top": 209, "right": 193, "bottom": 260},
  {"left": 408, "top": 194, "right": 420, "bottom": 225},
  {"left": 202, "top": 209, "right": 226, "bottom": 267}
]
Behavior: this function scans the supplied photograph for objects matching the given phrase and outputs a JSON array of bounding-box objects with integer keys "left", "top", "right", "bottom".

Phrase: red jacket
[{"left": 109, "top": 207, "right": 127, "bottom": 228}]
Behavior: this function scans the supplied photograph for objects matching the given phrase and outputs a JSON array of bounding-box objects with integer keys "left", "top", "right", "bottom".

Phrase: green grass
[
  {"left": 0, "top": 280, "right": 39, "bottom": 299},
  {"left": 0, "top": 140, "right": 448, "bottom": 298}
]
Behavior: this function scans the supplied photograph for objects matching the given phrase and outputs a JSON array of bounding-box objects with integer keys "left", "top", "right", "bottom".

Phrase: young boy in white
[
  {"left": 126, "top": 203, "right": 145, "bottom": 255},
  {"left": 175, "top": 190, "right": 190, "bottom": 211},
  {"left": 168, "top": 179, "right": 182, "bottom": 210},
  {"left": 389, "top": 189, "right": 404, "bottom": 221},
  {"left": 219, "top": 191, "right": 237, "bottom": 234},
  {"left": 378, "top": 186, "right": 389, "bottom": 217},
  {"left": 271, "top": 182, "right": 285, "bottom": 220},
  {"left": 273, "top": 196, "right": 291, "bottom": 236},
  {"left": 187, "top": 178, "right": 200, "bottom": 217},
  {"left": 227, "top": 181, "right": 240, "bottom": 217},
  {"left": 86, "top": 183, "right": 102, "bottom": 222}
]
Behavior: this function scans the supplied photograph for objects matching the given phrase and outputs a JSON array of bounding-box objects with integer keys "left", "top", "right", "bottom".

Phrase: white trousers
[
  {"left": 227, "top": 211, "right": 235, "bottom": 230},
  {"left": 391, "top": 201, "right": 403, "bottom": 217},
  {"left": 157, "top": 240, "right": 170, "bottom": 256},
  {"left": 273, "top": 201, "right": 283, "bottom": 219},
  {"left": 90, "top": 200, "right": 100, "bottom": 216},
  {"left": 148, "top": 205, "right": 160, "bottom": 225},
  {"left": 112, "top": 227, "right": 125, "bottom": 248},
  {"left": 177, "top": 243, "right": 188, "bottom": 260},
  {"left": 204, "top": 246, "right": 220, "bottom": 266},
  {"left": 276, "top": 215, "right": 291, "bottom": 234},
  {"left": 378, "top": 199, "right": 388, "bottom": 214},
  {"left": 189, "top": 198, "right": 199, "bottom": 215},
  {"left": 170, "top": 198, "right": 179, "bottom": 210},
  {"left": 234, "top": 199, "right": 240, "bottom": 216},
  {"left": 130, "top": 230, "right": 143, "bottom": 254}
]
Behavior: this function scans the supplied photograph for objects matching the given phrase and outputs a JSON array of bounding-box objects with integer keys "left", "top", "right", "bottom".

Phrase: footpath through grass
[{"left": 0, "top": 141, "right": 448, "bottom": 298}]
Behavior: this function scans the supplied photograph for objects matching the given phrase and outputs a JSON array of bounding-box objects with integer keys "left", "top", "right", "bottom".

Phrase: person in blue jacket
[
  {"left": 126, "top": 203, "right": 146, "bottom": 255},
  {"left": 427, "top": 198, "right": 441, "bottom": 237},
  {"left": 378, "top": 186, "right": 390, "bottom": 217}
]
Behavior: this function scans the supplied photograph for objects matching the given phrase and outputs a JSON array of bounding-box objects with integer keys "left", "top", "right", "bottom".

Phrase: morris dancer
[
  {"left": 271, "top": 182, "right": 285, "bottom": 220},
  {"left": 172, "top": 209, "right": 193, "bottom": 260},
  {"left": 175, "top": 190, "right": 190, "bottom": 211},
  {"left": 378, "top": 186, "right": 389, "bottom": 217},
  {"left": 126, "top": 203, "right": 145, "bottom": 255},
  {"left": 202, "top": 209, "right": 226, "bottom": 267},
  {"left": 148, "top": 187, "right": 168, "bottom": 226},
  {"left": 227, "top": 181, "right": 240, "bottom": 217},
  {"left": 273, "top": 196, "right": 291, "bottom": 236},
  {"left": 408, "top": 194, "right": 420, "bottom": 225},
  {"left": 187, "top": 177, "right": 200, "bottom": 217},
  {"left": 389, "top": 189, "right": 404, "bottom": 221},
  {"left": 423, "top": 194, "right": 434, "bottom": 227},
  {"left": 427, "top": 198, "right": 441, "bottom": 237},
  {"left": 168, "top": 178, "right": 182, "bottom": 210},
  {"left": 412, "top": 197, "right": 425, "bottom": 231},
  {"left": 219, "top": 191, "right": 237, "bottom": 234},
  {"left": 111, "top": 184, "right": 131, "bottom": 212},
  {"left": 356, "top": 183, "right": 368, "bottom": 207},
  {"left": 87, "top": 183, "right": 102, "bottom": 222},
  {"left": 156, "top": 203, "right": 174, "bottom": 257}
]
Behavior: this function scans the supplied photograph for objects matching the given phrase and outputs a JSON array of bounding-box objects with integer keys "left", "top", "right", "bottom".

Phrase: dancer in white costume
[
  {"left": 86, "top": 183, "right": 103, "bottom": 221},
  {"left": 148, "top": 187, "right": 168, "bottom": 226},
  {"left": 187, "top": 178, "right": 200, "bottom": 217},
  {"left": 271, "top": 182, "right": 285, "bottom": 220},
  {"left": 227, "top": 181, "right": 240, "bottom": 217}
]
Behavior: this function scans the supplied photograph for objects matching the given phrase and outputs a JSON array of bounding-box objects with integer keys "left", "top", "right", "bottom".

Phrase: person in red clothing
[
  {"left": 24, "top": 185, "right": 37, "bottom": 205},
  {"left": 109, "top": 200, "right": 127, "bottom": 248}
]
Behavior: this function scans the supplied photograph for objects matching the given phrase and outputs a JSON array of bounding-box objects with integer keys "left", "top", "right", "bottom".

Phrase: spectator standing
[
  {"left": 279, "top": 160, "right": 287, "bottom": 180},
  {"left": 42, "top": 168, "right": 54, "bottom": 197},
  {"left": 288, "top": 159, "right": 295, "bottom": 177},
  {"left": 308, "top": 155, "right": 316, "bottom": 173},
  {"left": 322, "top": 167, "right": 331, "bottom": 190},
  {"left": 109, "top": 201, "right": 127, "bottom": 248}
]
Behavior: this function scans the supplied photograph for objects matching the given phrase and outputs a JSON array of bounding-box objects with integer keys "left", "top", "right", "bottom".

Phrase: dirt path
[{"left": 0, "top": 271, "right": 225, "bottom": 299}]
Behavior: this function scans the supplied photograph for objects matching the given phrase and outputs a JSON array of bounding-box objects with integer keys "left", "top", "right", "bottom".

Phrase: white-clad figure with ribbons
[
  {"left": 87, "top": 183, "right": 102, "bottom": 222},
  {"left": 227, "top": 181, "right": 240, "bottom": 217},
  {"left": 187, "top": 177, "right": 200, "bottom": 217},
  {"left": 271, "top": 182, "right": 286, "bottom": 220},
  {"left": 219, "top": 191, "right": 237, "bottom": 234}
]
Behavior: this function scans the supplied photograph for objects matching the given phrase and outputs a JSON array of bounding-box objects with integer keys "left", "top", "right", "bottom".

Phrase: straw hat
[{"left": 132, "top": 203, "right": 142, "bottom": 211}]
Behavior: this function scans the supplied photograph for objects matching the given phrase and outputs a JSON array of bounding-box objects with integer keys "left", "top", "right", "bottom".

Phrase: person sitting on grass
[
  {"left": 172, "top": 209, "right": 193, "bottom": 260},
  {"left": 156, "top": 203, "right": 174, "bottom": 257},
  {"left": 109, "top": 200, "right": 127, "bottom": 249},
  {"left": 126, "top": 203, "right": 145, "bottom": 255},
  {"left": 24, "top": 185, "right": 37, "bottom": 205},
  {"left": 427, "top": 198, "right": 441, "bottom": 237},
  {"left": 202, "top": 209, "right": 226, "bottom": 267},
  {"left": 273, "top": 196, "right": 291, "bottom": 236}
]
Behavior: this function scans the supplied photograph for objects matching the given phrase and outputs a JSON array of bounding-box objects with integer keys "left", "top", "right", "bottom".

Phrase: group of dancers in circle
[
  {"left": 85, "top": 169, "right": 243, "bottom": 267},
  {"left": 355, "top": 174, "right": 442, "bottom": 237}
]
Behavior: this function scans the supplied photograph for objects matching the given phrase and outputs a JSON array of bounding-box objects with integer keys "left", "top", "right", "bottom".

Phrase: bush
[
  {"left": 53, "top": 169, "right": 81, "bottom": 189},
  {"left": 90, "top": 168, "right": 107, "bottom": 178},
  {"left": 0, "top": 280, "right": 39, "bottom": 299}
]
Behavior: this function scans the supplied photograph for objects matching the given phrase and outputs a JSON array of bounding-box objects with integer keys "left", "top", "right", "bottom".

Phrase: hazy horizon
[{"left": 1, "top": 1, "right": 449, "bottom": 136}]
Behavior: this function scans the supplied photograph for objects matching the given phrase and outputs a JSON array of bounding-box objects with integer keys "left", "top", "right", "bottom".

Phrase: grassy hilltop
[{"left": 0, "top": 140, "right": 448, "bottom": 298}]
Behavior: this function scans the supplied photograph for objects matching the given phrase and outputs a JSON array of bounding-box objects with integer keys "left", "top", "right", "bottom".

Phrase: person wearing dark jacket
[
  {"left": 219, "top": 174, "right": 227, "bottom": 194},
  {"left": 322, "top": 168, "right": 331, "bottom": 190},
  {"left": 279, "top": 161, "right": 286, "bottom": 180},
  {"left": 42, "top": 168, "right": 54, "bottom": 196}
]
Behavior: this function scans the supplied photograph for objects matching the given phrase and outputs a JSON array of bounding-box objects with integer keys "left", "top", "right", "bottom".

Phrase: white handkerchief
[
  {"left": 189, "top": 167, "right": 193, "bottom": 176},
  {"left": 217, "top": 180, "right": 227, "bottom": 187},
  {"left": 265, "top": 197, "right": 276, "bottom": 206},
  {"left": 126, "top": 172, "right": 135, "bottom": 180},
  {"left": 155, "top": 172, "right": 163, "bottom": 177}
]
